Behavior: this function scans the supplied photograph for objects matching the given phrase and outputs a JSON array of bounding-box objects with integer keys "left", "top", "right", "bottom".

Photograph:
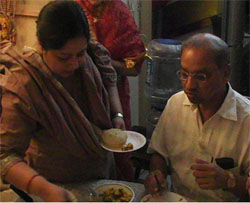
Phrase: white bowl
[{"left": 95, "top": 183, "right": 135, "bottom": 202}]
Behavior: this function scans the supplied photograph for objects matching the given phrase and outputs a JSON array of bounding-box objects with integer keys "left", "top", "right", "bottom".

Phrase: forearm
[
  {"left": 111, "top": 60, "right": 138, "bottom": 76},
  {"left": 4, "top": 162, "right": 52, "bottom": 198},
  {"left": 150, "top": 153, "right": 169, "bottom": 177},
  {"left": 107, "top": 85, "right": 123, "bottom": 116}
]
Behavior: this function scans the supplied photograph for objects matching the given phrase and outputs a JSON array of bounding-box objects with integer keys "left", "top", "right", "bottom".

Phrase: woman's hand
[
  {"left": 112, "top": 117, "right": 126, "bottom": 130},
  {"left": 144, "top": 170, "right": 167, "bottom": 197},
  {"left": 40, "top": 183, "right": 77, "bottom": 202}
]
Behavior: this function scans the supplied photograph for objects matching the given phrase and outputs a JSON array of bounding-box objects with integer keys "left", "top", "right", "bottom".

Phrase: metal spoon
[{"left": 88, "top": 187, "right": 102, "bottom": 202}]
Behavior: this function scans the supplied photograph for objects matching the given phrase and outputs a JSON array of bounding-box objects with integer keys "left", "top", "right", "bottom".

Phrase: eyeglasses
[{"left": 176, "top": 70, "right": 208, "bottom": 82}]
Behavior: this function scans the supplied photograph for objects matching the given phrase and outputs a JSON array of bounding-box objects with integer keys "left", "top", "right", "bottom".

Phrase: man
[{"left": 144, "top": 33, "right": 249, "bottom": 201}]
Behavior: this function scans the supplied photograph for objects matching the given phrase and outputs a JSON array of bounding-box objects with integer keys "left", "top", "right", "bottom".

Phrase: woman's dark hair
[{"left": 37, "top": 1, "right": 90, "bottom": 50}]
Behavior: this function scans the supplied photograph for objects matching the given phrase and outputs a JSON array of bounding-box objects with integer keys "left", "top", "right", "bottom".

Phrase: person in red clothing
[{"left": 76, "top": 0, "right": 146, "bottom": 181}]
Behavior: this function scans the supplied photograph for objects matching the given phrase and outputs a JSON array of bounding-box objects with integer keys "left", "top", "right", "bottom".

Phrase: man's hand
[
  {"left": 191, "top": 158, "right": 228, "bottom": 190},
  {"left": 144, "top": 169, "right": 167, "bottom": 197}
]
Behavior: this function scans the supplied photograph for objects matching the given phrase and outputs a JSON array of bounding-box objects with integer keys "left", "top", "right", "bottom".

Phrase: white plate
[
  {"left": 101, "top": 130, "right": 146, "bottom": 153},
  {"left": 141, "top": 191, "right": 187, "bottom": 202},
  {"left": 95, "top": 183, "right": 135, "bottom": 202}
]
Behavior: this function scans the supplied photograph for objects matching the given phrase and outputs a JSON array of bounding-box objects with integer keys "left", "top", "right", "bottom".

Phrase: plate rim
[
  {"left": 95, "top": 182, "right": 135, "bottom": 202},
  {"left": 101, "top": 130, "right": 146, "bottom": 153},
  {"left": 141, "top": 191, "right": 187, "bottom": 202}
]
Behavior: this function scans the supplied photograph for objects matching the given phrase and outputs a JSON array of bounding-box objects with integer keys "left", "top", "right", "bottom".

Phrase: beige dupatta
[{"left": 0, "top": 41, "right": 112, "bottom": 158}]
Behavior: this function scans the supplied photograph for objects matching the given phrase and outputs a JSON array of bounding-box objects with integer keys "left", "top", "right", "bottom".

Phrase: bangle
[
  {"left": 112, "top": 112, "right": 124, "bottom": 119},
  {"left": 26, "top": 174, "right": 40, "bottom": 194},
  {"left": 151, "top": 169, "right": 162, "bottom": 176},
  {"left": 124, "top": 58, "right": 135, "bottom": 69}
]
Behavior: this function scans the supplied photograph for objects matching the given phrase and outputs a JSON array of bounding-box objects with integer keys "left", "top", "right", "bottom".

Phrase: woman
[
  {"left": 76, "top": 0, "right": 146, "bottom": 181},
  {"left": 0, "top": 1, "right": 124, "bottom": 201},
  {"left": 76, "top": 0, "right": 145, "bottom": 130}
]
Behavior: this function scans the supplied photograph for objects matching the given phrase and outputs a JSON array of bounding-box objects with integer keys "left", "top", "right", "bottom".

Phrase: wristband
[
  {"left": 26, "top": 174, "right": 40, "bottom": 194},
  {"left": 226, "top": 171, "right": 236, "bottom": 189},
  {"left": 112, "top": 112, "right": 124, "bottom": 119}
]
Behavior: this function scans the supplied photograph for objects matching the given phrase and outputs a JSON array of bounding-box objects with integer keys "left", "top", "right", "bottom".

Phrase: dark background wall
[{"left": 152, "top": 0, "right": 249, "bottom": 96}]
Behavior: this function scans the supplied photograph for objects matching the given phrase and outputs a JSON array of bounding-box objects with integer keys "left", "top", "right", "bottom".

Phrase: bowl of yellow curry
[{"left": 94, "top": 183, "right": 134, "bottom": 202}]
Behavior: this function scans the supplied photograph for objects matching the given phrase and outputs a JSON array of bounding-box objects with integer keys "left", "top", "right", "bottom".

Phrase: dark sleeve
[
  {"left": 0, "top": 89, "right": 37, "bottom": 178},
  {"left": 87, "top": 39, "right": 117, "bottom": 87}
]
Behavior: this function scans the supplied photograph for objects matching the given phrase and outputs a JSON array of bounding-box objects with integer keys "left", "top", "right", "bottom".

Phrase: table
[{"left": 27, "top": 179, "right": 147, "bottom": 202}]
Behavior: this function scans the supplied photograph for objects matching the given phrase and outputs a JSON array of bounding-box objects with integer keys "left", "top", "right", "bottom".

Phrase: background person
[
  {"left": 144, "top": 33, "right": 249, "bottom": 201},
  {"left": 76, "top": 0, "right": 146, "bottom": 182},
  {"left": 0, "top": 1, "right": 125, "bottom": 201},
  {"left": 76, "top": 0, "right": 145, "bottom": 130}
]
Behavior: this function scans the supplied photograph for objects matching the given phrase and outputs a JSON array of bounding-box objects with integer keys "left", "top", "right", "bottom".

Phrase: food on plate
[
  {"left": 121, "top": 143, "right": 133, "bottom": 151},
  {"left": 102, "top": 128, "right": 127, "bottom": 149},
  {"left": 141, "top": 191, "right": 187, "bottom": 202},
  {"left": 99, "top": 187, "right": 132, "bottom": 202}
]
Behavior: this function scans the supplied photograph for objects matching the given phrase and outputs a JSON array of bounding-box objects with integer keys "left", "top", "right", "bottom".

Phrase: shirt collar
[
  {"left": 183, "top": 92, "right": 198, "bottom": 111},
  {"left": 217, "top": 83, "right": 237, "bottom": 121},
  {"left": 183, "top": 83, "right": 237, "bottom": 121}
]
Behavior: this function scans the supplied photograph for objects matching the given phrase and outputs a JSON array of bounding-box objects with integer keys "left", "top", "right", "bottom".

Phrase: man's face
[
  {"left": 180, "top": 47, "right": 229, "bottom": 105},
  {"left": 42, "top": 36, "right": 88, "bottom": 78}
]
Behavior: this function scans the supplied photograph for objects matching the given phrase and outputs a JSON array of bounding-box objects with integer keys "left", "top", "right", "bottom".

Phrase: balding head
[{"left": 181, "top": 33, "right": 229, "bottom": 68}]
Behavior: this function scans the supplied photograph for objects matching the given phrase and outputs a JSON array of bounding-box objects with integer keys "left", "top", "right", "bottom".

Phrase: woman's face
[{"left": 42, "top": 36, "right": 88, "bottom": 78}]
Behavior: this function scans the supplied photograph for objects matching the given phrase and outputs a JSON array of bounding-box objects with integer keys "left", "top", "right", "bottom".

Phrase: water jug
[{"left": 145, "top": 39, "right": 183, "bottom": 110}]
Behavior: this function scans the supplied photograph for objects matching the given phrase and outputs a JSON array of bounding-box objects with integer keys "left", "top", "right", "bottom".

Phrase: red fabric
[
  {"left": 77, "top": 0, "right": 145, "bottom": 181},
  {"left": 77, "top": 0, "right": 145, "bottom": 130}
]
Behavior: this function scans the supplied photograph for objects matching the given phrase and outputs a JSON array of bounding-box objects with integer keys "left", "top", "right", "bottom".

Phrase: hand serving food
[{"left": 101, "top": 130, "right": 146, "bottom": 153}]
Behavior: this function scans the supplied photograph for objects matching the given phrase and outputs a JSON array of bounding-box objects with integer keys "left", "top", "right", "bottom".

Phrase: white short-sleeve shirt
[{"left": 148, "top": 84, "right": 250, "bottom": 201}]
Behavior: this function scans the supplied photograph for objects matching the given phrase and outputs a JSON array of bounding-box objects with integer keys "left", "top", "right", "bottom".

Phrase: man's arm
[
  {"left": 150, "top": 153, "right": 169, "bottom": 176},
  {"left": 191, "top": 158, "right": 248, "bottom": 199},
  {"left": 144, "top": 153, "right": 169, "bottom": 196},
  {"left": 228, "top": 173, "right": 248, "bottom": 199}
]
